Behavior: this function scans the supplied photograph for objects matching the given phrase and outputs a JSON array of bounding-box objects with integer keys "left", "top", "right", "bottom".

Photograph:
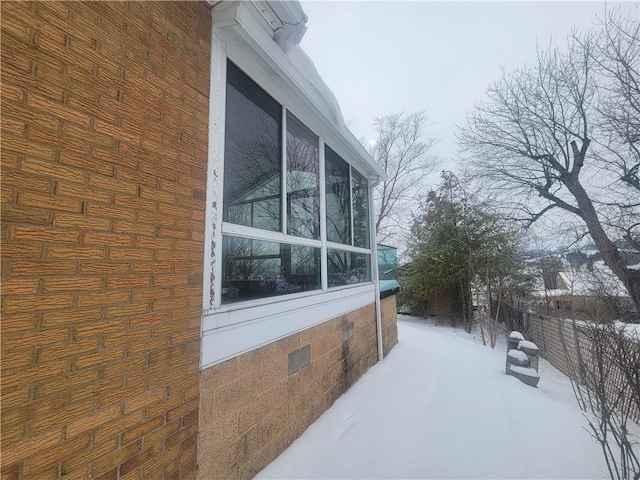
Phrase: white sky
[{"left": 299, "top": 1, "right": 639, "bottom": 168}]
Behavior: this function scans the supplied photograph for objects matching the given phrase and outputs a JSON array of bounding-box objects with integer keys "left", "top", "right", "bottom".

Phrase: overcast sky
[{"left": 299, "top": 1, "right": 639, "bottom": 170}]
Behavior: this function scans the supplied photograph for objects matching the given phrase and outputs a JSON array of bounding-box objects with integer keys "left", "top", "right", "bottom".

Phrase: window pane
[
  {"left": 222, "top": 236, "right": 321, "bottom": 304},
  {"left": 325, "top": 147, "right": 351, "bottom": 244},
  {"left": 327, "top": 249, "right": 371, "bottom": 287},
  {"left": 352, "top": 169, "right": 370, "bottom": 248},
  {"left": 287, "top": 112, "right": 320, "bottom": 239},
  {"left": 378, "top": 245, "right": 398, "bottom": 280},
  {"left": 223, "top": 61, "right": 281, "bottom": 232}
]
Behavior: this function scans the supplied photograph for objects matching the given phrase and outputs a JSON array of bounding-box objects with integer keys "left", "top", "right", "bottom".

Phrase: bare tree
[
  {"left": 565, "top": 321, "right": 640, "bottom": 480},
  {"left": 589, "top": 13, "right": 640, "bottom": 192},
  {"left": 372, "top": 112, "right": 438, "bottom": 245},
  {"left": 458, "top": 13, "right": 640, "bottom": 318},
  {"left": 588, "top": 14, "right": 640, "bottom": 254}
]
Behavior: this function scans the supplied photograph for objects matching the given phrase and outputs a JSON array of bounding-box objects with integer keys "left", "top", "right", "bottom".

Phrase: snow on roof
[
  {"left": 247, "top": 1, "right": 344, "bottom": 128},
  {"left": 544, "top": 288, "right": 571, "bottom": 297},
  {"left": 277, "top": 5, "right": 380, "bottom": 179},
  {"left": 557, "top": 261, "right": 628, "bottom": 298},
  {"left": 212, "top": 1, "right": 385, "bottom": 180},
  {"left": 613, "top": 321, "right": 640, "bottom": 341},
  {"left": 284, "top": 45, "right": 344, "bottom": 128}
]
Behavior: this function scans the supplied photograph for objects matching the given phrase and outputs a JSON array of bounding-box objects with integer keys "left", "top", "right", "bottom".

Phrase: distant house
[
  {"left": 1, "top": 2, "right": 398, "bottom": 479},
  {"left": 541, "top": 260, "right": 635, "bottom": 321}
]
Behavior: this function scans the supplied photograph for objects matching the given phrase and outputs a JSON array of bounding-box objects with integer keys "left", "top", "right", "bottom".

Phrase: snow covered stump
[{"left": 506, "top": 331, "right": 540, "bottom": 387}]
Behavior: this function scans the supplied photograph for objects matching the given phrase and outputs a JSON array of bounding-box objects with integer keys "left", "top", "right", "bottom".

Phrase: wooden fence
[{"left": 524, "top": 311, "right": 640, "bottom": 425}]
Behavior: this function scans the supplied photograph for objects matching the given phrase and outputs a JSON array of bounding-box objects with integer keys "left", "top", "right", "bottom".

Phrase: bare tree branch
[
  {"left": 458, "top": 12, "right": 640, "bottom": 318},
  {"left": 372, "top": 112, "right": 439, "bottom": 245}
]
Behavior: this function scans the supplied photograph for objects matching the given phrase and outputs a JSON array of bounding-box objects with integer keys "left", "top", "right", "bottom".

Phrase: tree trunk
[
  {"left": 461, "top": 278, "right": 472, "bottom": 333},
  {"left": 493, "top": 279, "right": 503, "bottom": 349},
  {"left": 477, "top": 288, "right": 486, "bottom": 346},
  {"left": 566, "top": 177, "right": 640, "bottom": 321}
]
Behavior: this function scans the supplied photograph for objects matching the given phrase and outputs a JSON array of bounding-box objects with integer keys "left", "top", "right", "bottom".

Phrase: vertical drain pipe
[{"left": 369, "top": 178, "right": 384, "bottom": 362}]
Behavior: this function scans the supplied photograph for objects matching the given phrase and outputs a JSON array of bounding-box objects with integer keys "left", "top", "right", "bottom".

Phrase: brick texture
[
  {"left": 1, "top": 2, "right": 211, "bottom": 478},
  {"left": 381, "top": 294, "right": 399, "bottom": 357},
  {"left": 198, "top": 296, "right": 398, "bottom": 479}
]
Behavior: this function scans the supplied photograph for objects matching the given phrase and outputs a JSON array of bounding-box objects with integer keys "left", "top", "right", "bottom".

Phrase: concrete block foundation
[{"left": 198, "top": 295, "right": 398, "bottom": 479}]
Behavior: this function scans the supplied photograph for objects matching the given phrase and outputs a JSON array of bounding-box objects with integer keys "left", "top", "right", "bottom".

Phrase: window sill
[
  {"left": 201, "top": 282, "right": 376, "bottom": 367},
  {"left": 204, "top": 282, "right": 374, "bottom": 326}
]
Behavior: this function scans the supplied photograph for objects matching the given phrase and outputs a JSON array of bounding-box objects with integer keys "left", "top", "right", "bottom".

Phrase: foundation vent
[
  {"left": 288, "top": 344, "right": 310, "bottom": 375},
  {"left": 342, "top": 322, "right": 354, "bottom": 342}
]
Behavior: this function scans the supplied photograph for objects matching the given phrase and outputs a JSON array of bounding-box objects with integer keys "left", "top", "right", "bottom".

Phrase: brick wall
[
  {"left": 1, "top": 2, "right": 211, "bottom": 478},
  {"left": 381, "top": 294, "right": 399, "bottom": 356},
  {"left": 198, "top": 299, "right": 398, "bottom": 479}
]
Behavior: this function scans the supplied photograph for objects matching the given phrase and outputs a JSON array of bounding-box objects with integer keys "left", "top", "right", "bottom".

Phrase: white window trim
[
  {"left": 281, "top": 106, "right": 288, "bottom": 237},
  {"left": 203, "top": 29, "right": 227, "bottom": 314},
  {"left": 349, "top": 166, "right": 355, "bottom": 247},
  {"left": 319, "top": 133, "right": 328, "bottom": 291},
  {"left": 202, "top": 2, "right": 383, "bottom": 367},
  {"left": 210, "top": 57, "right": 373, "bottom": 312},
  {"left": 326, "top": 241, "right": 372, "bottom": 255},
  {"left": 201, "top": 283, "right": 375, "bottom": 368},
  {"left": 222, "top": 222, "right": 323, "bottom": 249}
]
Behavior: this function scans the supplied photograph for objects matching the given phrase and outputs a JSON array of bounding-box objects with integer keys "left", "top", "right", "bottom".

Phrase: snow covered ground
[{"left": 256, "top": 315, "right": 612, "bottom": 479}]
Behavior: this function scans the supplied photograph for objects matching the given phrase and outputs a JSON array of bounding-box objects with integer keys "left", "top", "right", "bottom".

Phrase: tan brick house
[{"left": 1, "top": 1, "right": 398, "bottom": 479}]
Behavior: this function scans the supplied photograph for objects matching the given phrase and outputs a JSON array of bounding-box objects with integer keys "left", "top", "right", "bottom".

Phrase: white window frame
[
  {"left": 211, "top": 58, "right": 373, "bottom": 312},
  {"left": 202, "top": 2, "right": 383, "bottom": 367}
]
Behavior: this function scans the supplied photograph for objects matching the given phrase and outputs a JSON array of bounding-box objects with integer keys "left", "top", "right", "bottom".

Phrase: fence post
[
  {"left": 557, "top": 316, "right": 574, "bottom": 379},
  {"left": 537, "top": 312, "right": 547, "bottom": 358}
]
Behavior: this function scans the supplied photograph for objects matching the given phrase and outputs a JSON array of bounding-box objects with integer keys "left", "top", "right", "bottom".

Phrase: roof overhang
[{"left": 208, "top": 0, "right": 386, "bottom": 182}]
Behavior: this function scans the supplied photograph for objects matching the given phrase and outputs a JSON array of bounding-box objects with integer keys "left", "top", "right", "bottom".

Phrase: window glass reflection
[
  {"left": 327, "top": 250, "right": 371, "bottom": 287},
  {"left": 352, "top": 169, "right": 370, "bottom": 248},
  {"left": 287, "top": 112, "right": 320, "bottom": 239},
  {"left": 325, "top": 147, "right": 351, "bottom": 244},
  {"left": 222, "top": 236, "right": 321, "bottom": 304},
  {"left": 223, "top": 61, "right": 281, "bottom": 232}
]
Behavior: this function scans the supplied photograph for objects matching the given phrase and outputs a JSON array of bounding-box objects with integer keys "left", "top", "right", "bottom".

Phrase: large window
[
  {"left": 352, "top": 169, "right": 370, "bottom": 248},
  {"left": 327, "top": 250, "right": 371, "bottom": 287},
  {"left": 222, "top": 236, "right": 320, "bottom": 303},
  {"left": 287, "top": 112, "right": 320, "bottom": 239},
  {"left": 325, "top": 147, "right": 351, "bottom": 245},
  {"left": 223, "top": 61, "right": 281, "bottom": 232},
  {"left": 220, "top": 61, "right": 373, "bottom": 305},
  {"left": 325, "top": 147, "right": 370, "bottom": 248}
]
